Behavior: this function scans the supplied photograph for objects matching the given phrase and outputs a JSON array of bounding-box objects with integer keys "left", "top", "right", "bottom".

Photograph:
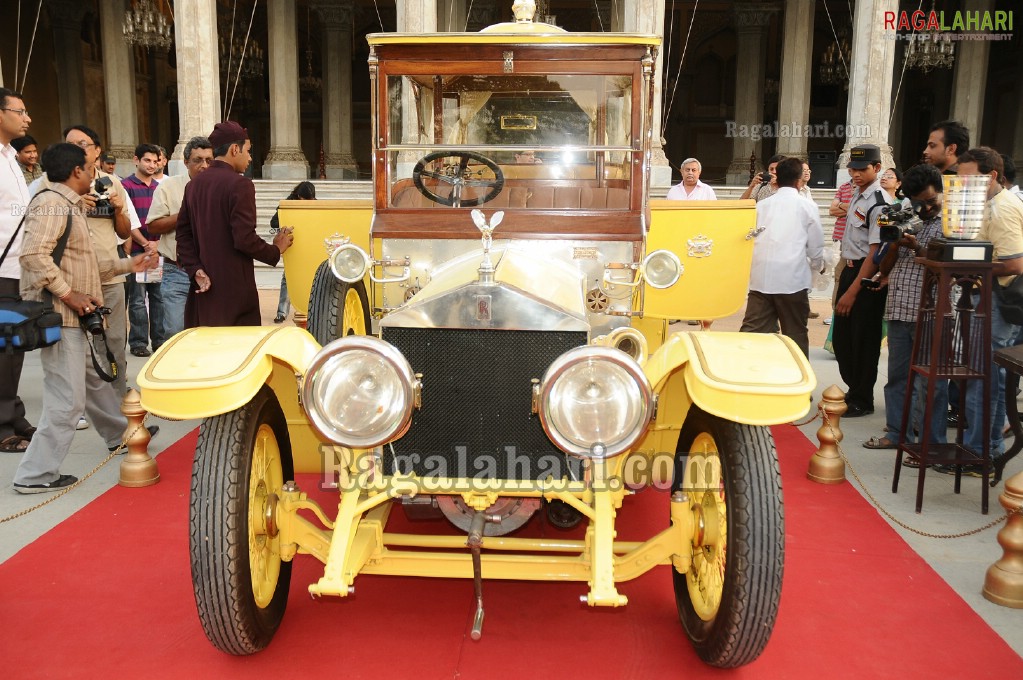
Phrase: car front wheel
[{"left": 672, "top": 406, "right": 784, "bottom": 668}]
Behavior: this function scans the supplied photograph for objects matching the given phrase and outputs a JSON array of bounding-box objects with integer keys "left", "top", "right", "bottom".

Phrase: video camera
[
  {"left": 89, "top": 176, "right": 114, "bottom": 218},
  {"left": 878, "top": 204, "right": 919, "bottom": 243}
]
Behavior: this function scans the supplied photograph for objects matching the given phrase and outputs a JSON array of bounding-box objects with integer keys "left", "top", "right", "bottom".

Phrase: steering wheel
[{"left": 412, "top": 151, "right": 505, "bottom": 207}]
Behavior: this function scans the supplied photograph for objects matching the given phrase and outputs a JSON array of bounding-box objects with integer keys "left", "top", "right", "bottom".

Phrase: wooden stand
[{"left": 892, "top": 258, "right": 993, "bottom": 513}]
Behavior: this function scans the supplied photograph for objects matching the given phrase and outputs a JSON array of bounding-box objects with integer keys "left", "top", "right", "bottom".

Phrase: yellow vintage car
[{"left": 139, "top": 4, "right": 814, "bottom": 669}]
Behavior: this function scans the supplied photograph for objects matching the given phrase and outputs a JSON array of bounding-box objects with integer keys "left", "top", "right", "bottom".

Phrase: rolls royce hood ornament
[{"left": 472, "top": 209, "right": 504, "bottom": 283}]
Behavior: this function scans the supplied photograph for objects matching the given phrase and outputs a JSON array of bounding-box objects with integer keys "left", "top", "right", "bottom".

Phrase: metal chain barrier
[
  {"left": 0, "top": 417, "right": 149, "bottom": 525},
  {"left": 808, "top": 408, "right": 1019, "bottom": 538}
]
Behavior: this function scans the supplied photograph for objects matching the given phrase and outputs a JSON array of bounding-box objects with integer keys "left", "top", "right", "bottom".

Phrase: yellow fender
[
  {"left": 646, "top": 330, "right": 816, "bottom": 426},
  {"left": 137, "top": 326, "right": 321, "bottom": 420}
]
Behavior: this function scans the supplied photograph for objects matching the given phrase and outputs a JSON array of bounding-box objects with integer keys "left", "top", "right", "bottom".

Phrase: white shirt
[
  {"left": 666, "top": 180, "right": 717, "bottom": 201},
  {"left": 0, "top": 142, "right": 30, "bottom": 279},
  {"left": 748, "top": 187, "right": 825, "bottom": 294},
  {"left": 148, "top": 173, "right": 190, "bottom": 260}
]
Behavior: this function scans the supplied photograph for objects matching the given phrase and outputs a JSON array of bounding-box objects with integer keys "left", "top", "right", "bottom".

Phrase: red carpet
[{"left": 3, "top": 426, "right": 1021, "bottom": 678}]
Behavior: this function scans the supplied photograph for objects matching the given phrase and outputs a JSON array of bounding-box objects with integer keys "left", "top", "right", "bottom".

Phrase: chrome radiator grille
[{"left": 381, "top": 327, "right": 586, "bottom": 481}]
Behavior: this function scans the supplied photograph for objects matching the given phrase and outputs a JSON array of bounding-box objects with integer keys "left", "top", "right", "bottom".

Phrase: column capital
[
  {"left": 45, "top": 0, "right": 87, "bottom": 28},
  {"left": 309, "top": 0, "right": 353, "bottom": 29},
  {"left": 733, "top": 2, "right": 780, "bottom": 31}
]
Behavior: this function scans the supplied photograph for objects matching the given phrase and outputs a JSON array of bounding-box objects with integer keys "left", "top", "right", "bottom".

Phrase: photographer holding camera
[
  {"left": 862, "top": 164, "right": 948, "bottom": 452},
  {"left": 29, "top": 125, "right": 148, "bottom": 403},
  {"left": 12, "top": 143, "right": 155, "bottom": 493}
]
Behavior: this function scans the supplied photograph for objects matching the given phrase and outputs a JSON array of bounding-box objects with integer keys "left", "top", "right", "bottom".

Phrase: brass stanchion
[
  {"left": 808, "top": 385, "right": 847, "bottom": 484},
  {"left": 983, "top": 470, "right": 1023, "bottom": 607},
  {"left": 118, "top": 388, "right": 160, "bottom": 487}
]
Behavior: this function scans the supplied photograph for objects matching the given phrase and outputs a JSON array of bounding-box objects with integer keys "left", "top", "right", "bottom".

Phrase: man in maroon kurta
[{"left": 176, "top": 121, "right": 293, "bottom": 327}]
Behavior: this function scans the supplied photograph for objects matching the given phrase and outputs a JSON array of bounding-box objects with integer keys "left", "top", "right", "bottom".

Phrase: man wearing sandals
[
  {"left": 863, "top": 164, "right": 948, "bottom": 453},
  {"left": 0, "top": 88, "right": 35, "bottom": 454},
  {"left": 12, "top": 144, "right": 155, "bottom": 493}
]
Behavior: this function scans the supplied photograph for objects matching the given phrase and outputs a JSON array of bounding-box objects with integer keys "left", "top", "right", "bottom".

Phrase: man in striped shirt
[{"left": 121, "top": 144, "right": 164, "bottom": 357}]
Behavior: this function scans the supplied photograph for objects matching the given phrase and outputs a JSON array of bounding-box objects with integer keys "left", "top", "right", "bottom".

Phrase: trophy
[{"left": 926, "top": 174, "right": 994, "bottom": 262}]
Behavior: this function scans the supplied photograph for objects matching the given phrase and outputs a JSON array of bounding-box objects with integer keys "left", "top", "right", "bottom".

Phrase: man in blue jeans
[
  {"left": 122, "top": 143, "right": 165, "bottom": 356},
  {"left": 957, "top": 148, "right": 1023, "bottom": 475},
  {"left": 863, "top": 164, "right": 947, "bottom": 454},
  {"left": 145, "top": 136, "right": 213, "bottom": 339}
]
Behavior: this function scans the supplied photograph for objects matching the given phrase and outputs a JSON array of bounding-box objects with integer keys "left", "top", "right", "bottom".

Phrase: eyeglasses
[
  {"left": 71, "top": 140, "right": 97, "bottom": 150},
  {"left": 881, "top": 174, "right": 897, "bottom": 180},
  {"left": 1, "top": 107, "right": 30, "bottom": 118}
]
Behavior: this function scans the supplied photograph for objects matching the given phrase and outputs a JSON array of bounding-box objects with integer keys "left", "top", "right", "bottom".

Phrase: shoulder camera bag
[{"left": 0, "top": 191, "right": 72, "bottom": 352}]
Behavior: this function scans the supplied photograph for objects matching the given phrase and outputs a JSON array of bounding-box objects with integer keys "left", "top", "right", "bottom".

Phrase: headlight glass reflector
[
  {"left": 540, "top": 346, "right": 652, "bottom": 458},
  {"left": 329, "top": 243, "right": 370, "bottom": 283},
  {"left": 642, "top": 249, "right": 683, "bottom": 289},
  {"left": 302, "top": 336, "right": 416, "bottom": 448}
]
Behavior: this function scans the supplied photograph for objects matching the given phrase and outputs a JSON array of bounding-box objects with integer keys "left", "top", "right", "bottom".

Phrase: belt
[
  {"left": 846, "top": 258, "right": 865, "bottom": 268},
  {"left": 162, "top": 257, "right": 178, "bottom": 267}
]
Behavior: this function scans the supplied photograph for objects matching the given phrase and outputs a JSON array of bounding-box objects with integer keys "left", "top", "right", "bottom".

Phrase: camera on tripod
[
  {"left": 878, "top": 204, "right": 919, "bottom": 243},
  {"left": 90, "top": 176, "right": 114, "bottom": 218},
  {"left": 79, "top": 306, "right": 112, "bottom": 335}
]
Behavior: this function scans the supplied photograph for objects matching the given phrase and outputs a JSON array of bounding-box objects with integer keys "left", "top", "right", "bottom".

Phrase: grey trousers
[
  {"left": 740, "top": 289, "right": 811, "bottom": 358},
  {"left": 102, "top": 282, "right": 128, "bottom": 397},
  {"left": 13, "top": 327, "right": 127, "bottom": 486}
]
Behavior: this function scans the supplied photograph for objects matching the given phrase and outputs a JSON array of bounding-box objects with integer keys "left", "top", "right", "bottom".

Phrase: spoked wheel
[
  {"left": 190, "top": 386, "right": 295, "bottom": 655},
  {"left": 307, "top": 260, "right": 371, "bottom": 346},
  {"left": 672, "top": 406, "right": 784, "bottom": 668},
  {"left": 412, "top": 151, "right": 505, "bottom": 207}
]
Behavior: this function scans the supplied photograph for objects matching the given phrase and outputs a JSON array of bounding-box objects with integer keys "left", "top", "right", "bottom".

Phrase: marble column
[
  {"left": 46, "top": 0, "right": 87, "bottom": 131},
  {"left": 171, "top": 0, "right": 221, "bottom": 175},
  {"left": 776, "top": 0, "right": 815, "bottom": 161},
  {"left": 395, "top": 0, "right": 437, "bottom": 175},
  {"left": 397, "top": 0, "right": 438, "bottom": 32},
  {"left": 837, "top": 0, "right": 897, "bottom": 184},
  {"left": 725, "top": 4, "right": 777, "bottom": 185},
  {"left": 623, "top": 0, "right": 671, "bottom": 189},
  {"left": 438, "top": 0, "right": 467, "bottom": 32},
  {"left": 312, "top": 0, "right": 359, "bottom": 179},
  {"left": 950, "top": 0, "right": 994, "bottom": 143},
  {"left": 98, "top": 0, "right": 139, "bottom": 178},
  {"left": 263, "top": 0, "right": 310, "bottom": 179}
]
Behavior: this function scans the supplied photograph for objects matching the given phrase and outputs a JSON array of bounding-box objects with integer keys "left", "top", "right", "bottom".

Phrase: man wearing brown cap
[
  {"left": 176, "top": 121, "right": 293, "bottom": 327},
  {"left": 832, "top": 144, "right": 888, "bottom": 417}
]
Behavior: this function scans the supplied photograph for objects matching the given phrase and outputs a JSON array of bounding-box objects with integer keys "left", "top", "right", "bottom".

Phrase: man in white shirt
[
  {"left": 146, "top": 136, "right": 213, "bottom": 339},
  {"left": 0, "top": 88, "right": 35, "bottom": 453},
  {"left": 666, "top": 157, "right": 717, "bottom": 201},
  {"left": 740, "top": 157, "right": 824, "bottom": 357}
]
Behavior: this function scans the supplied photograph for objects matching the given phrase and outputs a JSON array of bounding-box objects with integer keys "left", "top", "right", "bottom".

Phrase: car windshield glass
[{"left": 384, "top": 73, "right": 635, "bottom": 210}]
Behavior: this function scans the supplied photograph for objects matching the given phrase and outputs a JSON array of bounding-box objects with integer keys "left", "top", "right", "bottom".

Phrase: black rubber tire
[
  {"left": 190, "top": 386, "right": 295, "bottom": 655},
  {"left": 306, "top": 260, "right": 371, "bottom": 346},
  {"left": 672, "top": 406, "right": 784, "bottom": 668}
]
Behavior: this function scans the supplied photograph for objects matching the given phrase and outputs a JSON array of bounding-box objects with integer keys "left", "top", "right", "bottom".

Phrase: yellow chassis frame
[{"left": 139, "top": 325, "right": 813, "bottom": 607}]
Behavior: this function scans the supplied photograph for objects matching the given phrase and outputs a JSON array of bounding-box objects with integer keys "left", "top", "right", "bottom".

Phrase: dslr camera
[
  {"left": 90, "top": 176, "right": 115, "bottom": 218},
  {"left": 79, "top": 306, "right": 112, "bottom": 335},
  {"left": 759, "top": 171, "right": 771, "bottom": 184},
  {"left": 877, "top": 204, "right": 918, "bottom": 243}
]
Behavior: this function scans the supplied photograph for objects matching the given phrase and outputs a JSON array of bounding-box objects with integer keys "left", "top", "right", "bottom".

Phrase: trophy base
[{"left": 926, "top": 237, "right": 993, "bottom": 263}]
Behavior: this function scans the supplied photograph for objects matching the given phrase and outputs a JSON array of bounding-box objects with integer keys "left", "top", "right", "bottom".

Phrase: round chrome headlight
[
  {"left": 329, "top": 243, "right": 370, "bottom": 283},
  {"left": 302, "top": 336, "right": 417, "bottom": 448},
  {"left": 539, "top": 346, "right": 653, "bottom": 458},
  {"left": 642, "top": 249, "right": 683, "bottom": 289}
]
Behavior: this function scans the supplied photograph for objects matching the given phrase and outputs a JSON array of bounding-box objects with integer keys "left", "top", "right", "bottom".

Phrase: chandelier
[
  {"left": 904, "top": 3, "right": 955, "bottom": 72},
  {"left": 299, "top": 8, "right": 321, "bottom": 95},
  {"left": 122, "top": 0, "right": 173, "bottom": 51},
  {"left": 219, "top": 35, "right": 264, "bottom": 80},
  {"left": 818, "top": 30, "right": 850, "bottom": 86}
]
